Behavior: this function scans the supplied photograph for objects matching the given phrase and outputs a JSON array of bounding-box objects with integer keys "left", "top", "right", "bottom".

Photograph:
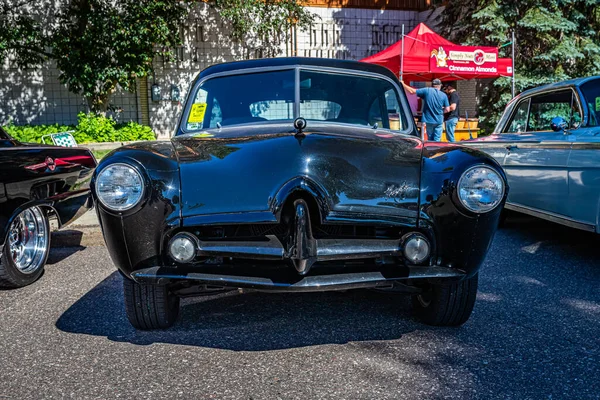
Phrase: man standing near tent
[
  {"left": 443, "top": 83, "right": 460, "bottom": 142},
  {"left": 401, "top": 79, "right": 449, "bottom": 141}
]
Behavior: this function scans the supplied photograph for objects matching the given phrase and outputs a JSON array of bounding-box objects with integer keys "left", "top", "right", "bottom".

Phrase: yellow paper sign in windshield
[{"left": 188, "top": 103, "right": 207, "bottom": 123}]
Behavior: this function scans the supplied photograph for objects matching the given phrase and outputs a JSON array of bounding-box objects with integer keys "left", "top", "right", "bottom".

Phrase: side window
[
  {"left": 368, "top": 98, "right": 382, "bottom": 128},
  {"left": 504, "top": 99, "right": 529, "bottom": 133},
  {"left": 385, "top": 89, "right": 403, "bottom": 131},
  {"left": 571, "top": 99, "right": 582, "bottom": 128},
  {"left": 579, "top": 80, "right": 600, "bottom": 127},
  {"left": 366, "top": 89, "right": 404, "bottom": 131},
  {"left": 527, "top": 90, "right": 578, "bottom": 132}
]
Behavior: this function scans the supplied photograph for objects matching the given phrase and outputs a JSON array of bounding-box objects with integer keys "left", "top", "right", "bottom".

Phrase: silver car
[{"left": 465, "top": 76, "right": 600, "bottom": 233}]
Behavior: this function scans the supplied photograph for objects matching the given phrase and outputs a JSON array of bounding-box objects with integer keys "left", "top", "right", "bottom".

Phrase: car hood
[{"left": 172, "top": 123, "right": 423, "bottom": 225}]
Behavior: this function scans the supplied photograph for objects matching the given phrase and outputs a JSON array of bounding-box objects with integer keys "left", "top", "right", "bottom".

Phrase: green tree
[
  {"left": 1, "top": 0, "right": 317, "bottom": 114},
  {"left": 0, "top": 1, "right": 48, "bottom": 66},
  {"left": 1, "top": 0, "right": 187, "bottom": 113},
  {"left": 214, "top": 0, "right": 317, "bottom": 57},
  {"left": 52, "top": 0, "right": 187, "bottom": 113},
  {"left": 439, "top": 0, "right": 600, "bottom": 131}
]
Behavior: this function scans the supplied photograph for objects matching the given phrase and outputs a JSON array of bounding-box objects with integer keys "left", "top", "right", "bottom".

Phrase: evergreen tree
[{"left": 438, "top": 0, "right": 600, "bottom": 131}]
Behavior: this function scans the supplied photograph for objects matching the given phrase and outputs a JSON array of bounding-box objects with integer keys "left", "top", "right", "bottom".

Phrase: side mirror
[{"left": 550, "top": 117, "right": 567, "bottom": 132}]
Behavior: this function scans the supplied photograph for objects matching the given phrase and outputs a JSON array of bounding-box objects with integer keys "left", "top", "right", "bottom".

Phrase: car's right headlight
[
  {"left": 457, "top": 165, "right": 505, "bottom": 213},
  {"left": 96, "top": 163, "right": 144, "bottom": 211}
]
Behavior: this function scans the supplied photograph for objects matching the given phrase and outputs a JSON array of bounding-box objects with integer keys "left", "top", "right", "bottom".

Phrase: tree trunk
[
  {"left": 86, "top": 81, "right": 117, "bottom": 116},
  {"left": 86, "top": 94, "right": 110, "bottom": 116}
]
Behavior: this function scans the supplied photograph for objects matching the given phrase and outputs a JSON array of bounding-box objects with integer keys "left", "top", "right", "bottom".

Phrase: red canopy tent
[{"left": 361, "top": 23, "right": 513, "bottom": 81}]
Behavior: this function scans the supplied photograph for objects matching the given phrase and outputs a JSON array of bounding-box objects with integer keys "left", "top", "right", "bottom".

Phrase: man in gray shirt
[{"left": 401, "top": 78, "right": 450, "bottom": 141}]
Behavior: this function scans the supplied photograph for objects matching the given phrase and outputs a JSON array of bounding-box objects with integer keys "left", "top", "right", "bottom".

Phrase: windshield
[
  {"left": 299, "top": 70, "right": 407, "bottom": 130},
  {"left": 185, "top": 69, "right": 295, "bottom": 131},
  {"left": 579, "top": 79, "right": 600, "bottom": 127},
  {"left": 183, "top": 68, "right": 409, "bottom": 134}
]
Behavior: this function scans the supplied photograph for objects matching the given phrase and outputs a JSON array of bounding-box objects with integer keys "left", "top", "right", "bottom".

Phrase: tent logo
[
  {"left": 430, "top": 47, "right": 448, "bottom": 68},
  {"left": 473, "top": 49, "right": 486, "bottom": 65}
]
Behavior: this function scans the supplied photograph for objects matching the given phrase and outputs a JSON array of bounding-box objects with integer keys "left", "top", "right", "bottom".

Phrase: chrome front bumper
[{"left": 130, "top": 265, "right": 465, "bottom": 292}]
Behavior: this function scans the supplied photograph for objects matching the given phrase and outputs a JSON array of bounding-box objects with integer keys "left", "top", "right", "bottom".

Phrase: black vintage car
[
  {"left": 0, "top": 128, "right": 96, "bottom": 288},
  {"left": 92, "top": 58, "right": 508, "bottom": 330}
]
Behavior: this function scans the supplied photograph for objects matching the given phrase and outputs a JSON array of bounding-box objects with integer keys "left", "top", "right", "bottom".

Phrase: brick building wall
[
  {"left": 455, "top": 79, "right": 492, "bottom": 119},
  {"left": 0, "top": 59, "right": 140, "bottom": 126},
  {"left": 0, "top": 0, "right": 140, "bottom": 127},
  {"left": 145, "top": 5, "right": 423, "bottom": 136},
  {"left": 2, "top": 2, "right": 476, "bottom": 138}
]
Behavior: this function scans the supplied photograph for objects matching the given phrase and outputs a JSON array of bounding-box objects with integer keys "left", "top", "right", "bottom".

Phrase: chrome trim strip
[
  {"left": 505, "top": 202, "right": 596, "bottom": 232},
  {"left": 464, "top": 140, "right": 572, "bottom": 149},
  {"left": 194, "top": 235, "right": 403, "bottom": 262},
  {"left": 571, "top": 142, "right": 600, "bottom": 150},
  {"left": 506, "top": 142, "right": 572, "bottom": 150}
]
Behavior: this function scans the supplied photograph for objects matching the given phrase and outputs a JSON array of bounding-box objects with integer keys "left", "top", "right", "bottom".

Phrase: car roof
[
  {"left": 518, "top": 75, "right": 600, "bottom": 98},
  {"left": 196, "top": 57, "right": 399, "bottom": 82}
]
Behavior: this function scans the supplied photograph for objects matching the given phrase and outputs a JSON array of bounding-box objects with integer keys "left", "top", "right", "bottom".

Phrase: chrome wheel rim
[{"left": 7, "top": 207, "right": 48, "bottom": 274}]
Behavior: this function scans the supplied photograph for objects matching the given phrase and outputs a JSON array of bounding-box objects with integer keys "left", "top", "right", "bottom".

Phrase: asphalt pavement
[{"left": 0, "top": 213, "right": 599, "bottom": 399}]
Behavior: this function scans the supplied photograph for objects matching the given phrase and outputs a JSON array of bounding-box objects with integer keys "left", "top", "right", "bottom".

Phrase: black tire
[
  {"left": 412, "top": 273, "right": 478, "bottom": 326},
  {"left": 123, "top": 278, "right": 180, "bottom": 330},
  {"left": 0, "top": 207, "right": 50, "bottom": 288}
]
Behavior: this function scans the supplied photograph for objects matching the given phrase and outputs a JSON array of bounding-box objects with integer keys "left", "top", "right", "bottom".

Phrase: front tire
[
  {"left": 412, "top": 273, "right": 478, "bottom": 326},
  {"left": 123, "top": 278, "right": 180, "bottom": 330},
  {"left": 0, "top": 206, "right": 50, "bottom": 288}
]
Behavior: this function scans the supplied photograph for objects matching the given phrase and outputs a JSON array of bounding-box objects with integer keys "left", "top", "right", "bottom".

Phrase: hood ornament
[
  {"left": 293, "top": 117, "right": 307, "bottom": 146},
  {"left": 294, "top": 117, "right": 307, "bottom": 134}
]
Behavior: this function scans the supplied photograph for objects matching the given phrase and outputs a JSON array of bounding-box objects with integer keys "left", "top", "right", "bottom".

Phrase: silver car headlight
[
  {"left": 457, "top": 165, "right": 505, "bottom": 213},
  {"left": 96, "top": 163, "right": 144, "bottom": 211}
]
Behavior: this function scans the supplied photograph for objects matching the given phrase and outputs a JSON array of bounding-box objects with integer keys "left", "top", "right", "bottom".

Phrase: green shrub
[
  {"left": 75, "top": 112, "right": 116, "bottom": 143},
  {"left": 5, "top": 112, "right": 156, "bottom": 144},
  {"left": 114, "top": 121, "right": 156, "bottom": 142},
  {"left": 5, "top": 123, "right": 74, "bottom": 144}
]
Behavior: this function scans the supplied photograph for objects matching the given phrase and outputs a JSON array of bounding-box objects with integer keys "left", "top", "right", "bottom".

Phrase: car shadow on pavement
[
  {"left": 55, "top": 271, "right": 423, "bottom": 350},
  {"left": 47, "top": 246, "right": 85, "bottom": 265},
  {"left": 55, "top": 213, "right": 599, "bottom": 353}
]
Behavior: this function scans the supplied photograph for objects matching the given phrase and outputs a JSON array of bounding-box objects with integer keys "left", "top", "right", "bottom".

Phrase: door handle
[{"left": 506, "top": 145, "right": 518, "bottom": 151}]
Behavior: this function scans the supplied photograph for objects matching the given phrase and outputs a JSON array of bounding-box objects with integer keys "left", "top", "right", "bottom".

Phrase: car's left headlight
[
  {"left": 457, "top": 165, "right": 505, "bottom": 213},
  {"left": 96, "top": 163, "right": 144, "bottom": 211}
]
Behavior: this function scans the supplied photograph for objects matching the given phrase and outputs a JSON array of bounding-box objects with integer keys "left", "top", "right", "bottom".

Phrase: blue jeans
[
  {"left": 445, "top": 117, "right": 458, "bottom": 142},
  {"left": 426, "top": 123, "right": 444, "bottom": 141}
]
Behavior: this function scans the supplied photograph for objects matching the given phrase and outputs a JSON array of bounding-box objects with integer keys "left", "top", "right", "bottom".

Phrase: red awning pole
[{"left": 400, "top": 24, "right": 405, "bottom": 81}]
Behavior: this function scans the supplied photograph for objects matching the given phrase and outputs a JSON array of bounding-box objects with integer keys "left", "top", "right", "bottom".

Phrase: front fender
[
  {"left": 418, "top": 143, "right": 508, "bottom": 277},
  {"left": 92, "top": 142, "right": 181, "bottom": 276}
]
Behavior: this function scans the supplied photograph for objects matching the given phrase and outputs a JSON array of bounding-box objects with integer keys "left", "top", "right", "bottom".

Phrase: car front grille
[{"left": 191, "top": 223, "right": 404, "bottom": 241}]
